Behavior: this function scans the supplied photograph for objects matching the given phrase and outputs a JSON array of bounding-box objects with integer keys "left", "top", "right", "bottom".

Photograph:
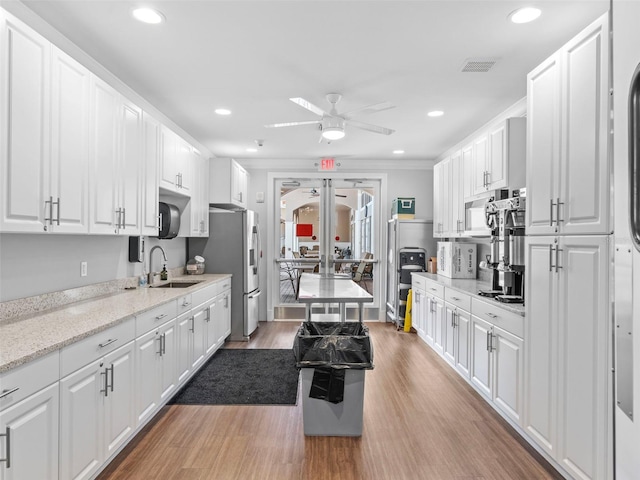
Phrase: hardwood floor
[{"left": 98, "top": 321, "right": 560, "bottom": 480}]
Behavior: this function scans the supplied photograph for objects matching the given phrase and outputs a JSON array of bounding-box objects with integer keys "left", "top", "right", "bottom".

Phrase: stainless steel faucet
[{"left": 148, "top": 245, "right": 168, "bottom": 286}]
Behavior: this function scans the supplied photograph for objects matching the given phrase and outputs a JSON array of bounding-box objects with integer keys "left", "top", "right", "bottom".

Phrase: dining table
[{"left": 297, "top": 272, "right": 374, "bottom": 322}]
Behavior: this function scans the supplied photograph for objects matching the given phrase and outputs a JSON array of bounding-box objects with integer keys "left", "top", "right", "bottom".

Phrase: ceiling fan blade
[
  {"left": 347, "top": 120, "right": 395, "bottom": 135},
  {"left": 341, "top": 102, "right": 395, "bottom": 120},
  {"left": 290, "top": 97, "right": 328, "bottom": 117},
  {"left": 264, "top": 120, "right": 321, "bottom": 128}
]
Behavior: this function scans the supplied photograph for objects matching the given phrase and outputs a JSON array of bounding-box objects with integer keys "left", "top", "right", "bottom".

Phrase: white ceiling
[{"left": 18, "top": 0, "right": 608, "bottom": 162}]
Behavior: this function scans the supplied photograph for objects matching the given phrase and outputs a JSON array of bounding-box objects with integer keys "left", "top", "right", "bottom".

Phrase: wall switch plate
[{"left": 81, "top": 261, "right": 88, "bottom": 277}]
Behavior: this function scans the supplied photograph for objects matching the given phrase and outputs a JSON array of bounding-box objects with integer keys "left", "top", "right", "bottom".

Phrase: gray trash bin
[{"left": 293, "top": 322, "right": 374, "bottom": 437}]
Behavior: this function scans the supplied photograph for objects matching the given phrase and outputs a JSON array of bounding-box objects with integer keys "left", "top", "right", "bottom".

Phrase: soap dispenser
[{"left": 160, "top": 265, "right": 168, "bottom": 281}]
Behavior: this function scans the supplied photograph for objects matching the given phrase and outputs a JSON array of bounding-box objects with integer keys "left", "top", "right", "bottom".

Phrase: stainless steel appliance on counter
[
  {"left": 188, "top": 209, "right": 261, "bottom": 341},
  {"left": 385, "top": 218, "right": 436, "bottom": 325},
  {"left": 481, "top": 189, "right": 526, "bottom": 303}
]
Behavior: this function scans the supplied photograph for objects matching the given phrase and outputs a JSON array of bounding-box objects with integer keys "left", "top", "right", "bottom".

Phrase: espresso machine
[{"left": 481, "top": 189, "right": 526, "bottom": 303}]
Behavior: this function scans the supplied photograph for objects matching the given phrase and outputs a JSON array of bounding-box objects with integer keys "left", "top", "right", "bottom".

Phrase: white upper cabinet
[
  {"left": 141, "top": 113, "right": 160, "bottom": 236},
  {"left": 0, "top": 12, "right": 90, "bottom": 234},
  {"left": 209, "top": 158, "right": 249, "bottom": 209},
  {"left": 433, "top": 158, "right": 451, "bottom": 237},
  {"left": 471, "top": 118, "right": 526, "bottom": 196},
  {"left": 189, "top": 150, "right": 209, "bottom": 237},
  {"left": 89, "top": 78, "right": 141, "bottom": 235},
  {"left": 527, "top": 14, "right": 610, "bottom": 235},
  {"left": 450, "top": 150, "right": 465, "bottom": 237},
  {"left": 159, "top": 126, "right": 191, "bottom": 196}
]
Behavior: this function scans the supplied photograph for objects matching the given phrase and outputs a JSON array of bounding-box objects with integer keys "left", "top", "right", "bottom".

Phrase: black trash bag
[
  {"left": 293, "top": 322, "right": 374, "bottom": 370},
  {"left": 308, "top": 367, "right": 345, "bottom": 404}
]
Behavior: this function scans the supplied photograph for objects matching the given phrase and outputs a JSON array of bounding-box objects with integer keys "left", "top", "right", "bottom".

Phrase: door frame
[{"left": 267, "top": 171, "right": 387, "bottom": 321}]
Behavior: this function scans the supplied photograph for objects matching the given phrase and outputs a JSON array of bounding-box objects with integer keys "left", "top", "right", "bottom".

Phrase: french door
[{"left": 271, "top": 175, "right": 382, "bottom": 320}]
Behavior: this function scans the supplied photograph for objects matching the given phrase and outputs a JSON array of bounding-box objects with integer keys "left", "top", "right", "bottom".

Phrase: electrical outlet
[{"left": 81, "top": 261, "right": 88, "bottom": 277}]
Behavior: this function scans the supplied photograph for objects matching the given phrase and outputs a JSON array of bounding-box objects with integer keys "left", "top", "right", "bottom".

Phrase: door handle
[
  {"left": 549, "top": 244, "right": 554, "bottom": 272},
  {"left": 44, "top": 196, "right": 53, "bottom": 226},
  {"left": 0, "top": 387, "right": 19, "bottom": 399},
  {"left": 98, "top": 338, "right": 117, "bottom": 348},
  {"left": 629, "top": 61, "right": 640, "bottom": 250},
  {"left": 54, "top": 197, "right": 60, "bottom": 225},
  {"left": 486, "top": 330, "right": 491, "bottom": 352},
  {"left": 550, "top": 198, "right": 556, "bottom": 226},
  {"left": 556, "top": 198, "right": 563, "bottom": 225},
  {"left": 0, "top": 427, "right": 10, "bottom": 468},
  {"left": 555, "top": 247, "right": 563, "bottom": 273}
]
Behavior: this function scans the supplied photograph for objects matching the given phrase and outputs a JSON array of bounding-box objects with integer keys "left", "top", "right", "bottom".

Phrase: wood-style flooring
[{"left": 97, "top": 321, "right": 560, "bottom": 480}]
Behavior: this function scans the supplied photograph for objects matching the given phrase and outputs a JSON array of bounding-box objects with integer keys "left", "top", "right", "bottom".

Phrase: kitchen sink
[{"left": 151, "top": 281, "right": 201, "bottom": 288}]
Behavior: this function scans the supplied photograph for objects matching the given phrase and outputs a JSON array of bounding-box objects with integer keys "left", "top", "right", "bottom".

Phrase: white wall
[{"left": 0, "top": 234, "right": 186, "bottom": 302}]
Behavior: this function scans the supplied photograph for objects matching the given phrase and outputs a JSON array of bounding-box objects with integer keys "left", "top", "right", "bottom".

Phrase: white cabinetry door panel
[
  {"left": 176, "top": 312, "right": 193, "bottom": 385},
  {"left": 160, "top": 125, "right": 177, "bottom": 191},
  {"left": 524, "top": 236, "right": 558, "bottom": 455},
  {"left": 0, "top": 12, "right": 49, "bottom": 232},
  {"left": 488, "top": 123, "right": 506, "bottom": 188},
  {"left": 142, "top": 113, "right": 160, "bottom": 236},
  {"left": 470, "top": 316, "right": 492, "bottom": 399},
  {"left": 0, "top": 383, "right": 59, "bottom": 480},
  {"left": 493, "top": 326, "right": 523, "bottom": 426},
  {"left": 205, "top": 299, "right": 218, "bottom": 356},
  {"left": 103, "top": 341, "right": 135, "bottom": 456},
  {"left": 135, "top": 329, "right": 159, "bottom": 426},
  {"left": 119, "top": 99, "right": 142, "bottom": 234},
  {"left": 89, "top": 77, "right": 119, "bottom": 234},
  {"left": 432, "top": 298, "right": 445, "bottom": 355},
  {"left": 526, "top": 54, "right": 561, "bottom": 235},
  {"left": 60, "top": 358, "right": 103, "bottom": 480},
  {"left": 556, "top": 236, "right": 609, "bottom": 480},
  {"left": 471, "top": 134, "right": 488, "bottom": 195},
  {"left": 191, "top": 308, "right": 206, "bottom": 370},
  {"left": 159, "top": 321, "right": 177, "bottom": 403},
  {"left": 50, "top": 47, "right": 89, "bottom": 234},
  {"left": 561, "top": 17, "right": 610, "bottom": 235},
  {"left": 443, "top": 304, "right": 456, "bottom": 366},
  {"left": 455, "top": 308, "right": 471, "bottom": 379}
]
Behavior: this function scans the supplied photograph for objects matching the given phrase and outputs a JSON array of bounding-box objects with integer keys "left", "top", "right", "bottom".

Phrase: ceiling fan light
[{"left": 322, "top": 127, "right": 345, "bottom": 140}]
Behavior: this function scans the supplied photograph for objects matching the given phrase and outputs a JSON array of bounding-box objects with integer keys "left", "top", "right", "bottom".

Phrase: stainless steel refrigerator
[
  {"left": 188, "top": 209, "right": 261, "bottom": 341},
  {"left": 385, "top": 219, "right": 436, "bottom": 325}
]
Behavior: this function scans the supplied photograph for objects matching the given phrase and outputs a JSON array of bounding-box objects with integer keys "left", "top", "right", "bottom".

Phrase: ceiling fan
[
  {"left": 307, "top": 188, "right": 347, "bottom": 198},
  {"left": 265, "top": 93, "right": 395, "bottom": 141}
]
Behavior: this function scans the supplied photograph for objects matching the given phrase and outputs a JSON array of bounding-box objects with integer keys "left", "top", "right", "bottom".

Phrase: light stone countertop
[
  {"left": 0, "top": 274, "right": 231, "bottom": 373},
  {"left": 411, "top": 272, "right": 525, "bottom": 317},
  {"left": 297, "top": 273, "right": 374, "bottom": 303}
]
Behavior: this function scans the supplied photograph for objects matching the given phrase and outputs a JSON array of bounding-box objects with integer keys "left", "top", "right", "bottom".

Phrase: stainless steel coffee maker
[{"left": 482, "top": 189, "right": 526, "bottom": 303}]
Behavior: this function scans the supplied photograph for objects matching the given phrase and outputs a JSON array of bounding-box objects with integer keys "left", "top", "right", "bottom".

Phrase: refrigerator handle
[
  {"left": 630, "top": 62, "right": 640, "bottom": 251},
  {"left": 251, "top": 225, "right": 259, "bottom": 275},
  {"left": 248, "top": 290, "right": 262, "bottom": 299}
]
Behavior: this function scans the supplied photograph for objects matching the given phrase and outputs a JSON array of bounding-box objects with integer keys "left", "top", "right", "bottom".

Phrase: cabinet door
[
  {"left": 159, "top": 125, "right": 178, "bottom": 191},
  {"left": 526, "top": 53, "right": 561, "bottom": 235},
  {"left": 487, "top": 122, "right": 507, "bottom": 188},
  {"left": 443, "top": 304, "right": 456, "bottom": 366},
  {"left": 433, "top": 162, "right": 443, "bottom": 237},
  {"left": 134, "top": 329, "right": 160, "bottom": 426},
  {"left": 159, "top": 320, "right": 177, "bottom": 403},
  {"left": 454, "top": 308, "right": 471, "bottom": 379},
  {"left": 176, "top": 313, "right": 193, "bottom": 385},
  {"left": 231, "top": 161, "right": 247, "bottom": 207},
  {"left": 191, "top": 309, "right": 206, "bottom": 369},
  {"left": 560, "top": 15, "right": 610, "bottom": 235},
  {"left": 142, "top": 113, "right": 160, "bottom": 236},
  {"left": 0, "top": 12, "right": 50, "bottom": 232},
  {"left": 60, "top": 359, "right": 103, "bottom": 480},
  {"left": 0, "top": 383, "right": 59, "bottom": 480},
  {"left": 205, "top": 299, "right": 218, "bottom": 356},
  {"left": 221, "top": 290, "right": 231, "bottom": 340},
  {"left": 89, "top": 77, "right": 119, "bottom": 234},
  {"left": 119, "top": 99, "right": 142, "bottom": 234},
  {"left": 461, "top": 144, "right": 474, "bottom": 201},
  {"left": 471, "top": 134, "right": 488, "bottom": 195},
  {"left": 470, "top": 316, "right": 492, "bottom": 399},
  {"left": 450, "top": 151, "right": 464, "bottom": 236},
  {"left": 50, "top": 47, "right": 90, "bottom": 234},
  {"left": 432, "top": 299, "right": 445, "bottom": 356},
  {"left": 493, "top": 326, "right": 524, "bottom": 426},
  {"left": 556, "top": 235, "right": 610, "bottom": 480},
  {"left": 199, "top": 153, "right": 209, "bottom": 236},
  {"left": 424, "top": 295, "right": 434, "bottom": 346},
  {"left": 412, "top": 290, "right": 423, "bottom": 338},
  {"left": 524, "top": 236, "right": 558, "bottom": 456},
  {"left": 176, "top": 137, "right": 192, "bottom": 192},
  {"left": 103, "top": 342, "right": 135, "bottom": 457}
]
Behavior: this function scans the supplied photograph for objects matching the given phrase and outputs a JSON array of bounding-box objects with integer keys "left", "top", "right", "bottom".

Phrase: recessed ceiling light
[
  {"left": 509, "top": 7, "right": 541, "bottom": 24},
  {"left": 393, "top": 150, "right": 405, "bottom": 155},
  {"left": 246, "top": 148, "right": 258, "bottom": 153},
  {"left": 132, "top": 7, "right": 165, "bottom": 25},
  {"left": 427, "top": 110, "right": 444, "bottom": 117},
  {"left": 214, "top": 108, "right": 231, "bottom": 116}
]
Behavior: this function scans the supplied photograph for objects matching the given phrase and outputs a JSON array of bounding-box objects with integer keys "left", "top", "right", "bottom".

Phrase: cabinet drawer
[
  {"left": 445, "top": 289, "right": 471, "bottom": 312},
  {"left": 136, "top": 300, "right": 177, "bottom": 336},
  {"left": 61, "top": 317, "right": 135, "bottom": 377},
  {"left": 192, "top": 284, "right": 216, "bottom": 309},
  {"left": 0, "top": 351, "right": 60, "bottom": 411},
  {"left": 176, "top": 293, "right": 193, "bottom": 315},
  {"left": 411, "top": 274, "right": 426, "bottom": 290},
  {"left": 471, "top": 298, "right": 523, "bottom": 338},
  {"left": 216, "top": 277, "right": 231, "bottom": 295},
  {"left": 423, "top": 279, "right": 444, "bottom": 298}
]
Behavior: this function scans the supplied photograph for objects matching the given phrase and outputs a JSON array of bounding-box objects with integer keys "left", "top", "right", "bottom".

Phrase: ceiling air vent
[{"left": 461, "top": 58, "right": 498, "bottom": 73}]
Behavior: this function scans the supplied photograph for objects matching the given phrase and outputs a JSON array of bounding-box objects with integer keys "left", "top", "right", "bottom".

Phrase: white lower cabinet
[
  {"left": 429, "top": 294, "right": 445, "bottom": 356},
  {"left": 176, "top": 310, "right": 194, "bottom": 385},
  {"left": 135, "top": 318, "right": 177, "bottom": 426},
  {"left": 60, "top": 340, "right": 135, "bottom": 480},
  {"left": 0, "top": 383, "right": 59, "bottom": 480},
  {"left": 411, "top": 288, "right": 426, "bottom": 339},
  {"left": 470, "top": 315, "right": 524, "bottom": 426}
]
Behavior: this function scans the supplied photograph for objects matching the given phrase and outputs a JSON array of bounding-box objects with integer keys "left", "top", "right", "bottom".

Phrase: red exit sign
[{"left": 319, "top": 158, "right": 336, "bottom": 171}]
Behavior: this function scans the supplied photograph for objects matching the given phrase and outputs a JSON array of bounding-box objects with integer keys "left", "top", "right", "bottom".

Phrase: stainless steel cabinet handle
[
  {"left": 182, "top": 301, "right": 191, "bottom": 307},
  {"left": 451, "top": 296, "right": 460, "bottom": 301},
  {"left": 44, "top": 196, "right": 53, "bottom": 226},
  {"left": 109, "top": 364, "right": 114, "bottom": 393},
  {"left": 155, "top": 313, "right": 167, "bottom": 321},
  {"left": 54, "top": 197, "right": 60, "bottom": 225},
  {"left": 162, "top": 333, "right": 166, "bottom": 356},
  {"left": 157, "top": 333, "right": 163, "bottom": 355},
  {"left": 0, "top": 387, "right": 19, "bottom": 399},
  {"left": 486, "top": 330, "right": 491, "bottom": 352},
  {"left": 122, "top": 207, "right": 126, "bottom": 229},
  {"left": 485, "top": 312, "right": 498, "bottom": 319},
  {"left": 158, "top": 213, "right": 162, "bottom": 232},
  {"left": 549, "top": 245, "right": 554, "bottom": 272},
  {"left": 101, "top": 367, "right": 109, "bottom": 396},
  {"left": 176, "top": 173, "right": 180, "bottom": 188},
  {"left": 98, "top": 338, "right": 117, "bottom": 348},
  {"left": 556, "top": 198, "right": 563, "bottom": 224},
  {"left": 489, "top": 332, "right": 496, "bottom": 352},
  {"left": 550, "top": 199, "right": 556, "bottom": 226},
  {"left": 190, "top": 317, "right": 195, "bottom": 333},
  {"left": 555, "top": 248, "right": 563, "bottom": 273},
  {"left": 0, "top": 427, "right": 10, "bottom": 468}
]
